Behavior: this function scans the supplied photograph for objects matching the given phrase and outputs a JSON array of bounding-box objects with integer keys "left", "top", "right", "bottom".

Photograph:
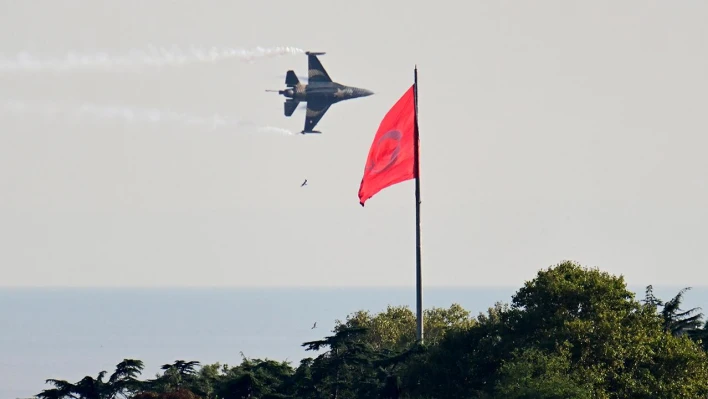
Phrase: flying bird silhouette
[
  {"left": 312, "top": 322, "right": 317, "bottom": 329},
  {"left": 301, "top": 179, "right": 307, "bottom": 187}
]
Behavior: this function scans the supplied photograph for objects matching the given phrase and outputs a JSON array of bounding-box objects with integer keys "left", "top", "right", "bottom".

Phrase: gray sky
[{"left": 1, "top": 1, "right": 707, "bottom": 287}]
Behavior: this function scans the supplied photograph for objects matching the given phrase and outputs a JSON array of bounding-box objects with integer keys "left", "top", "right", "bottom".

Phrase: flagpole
[{"left": 413, "top": 65, "right": 423, "bottom": 343}]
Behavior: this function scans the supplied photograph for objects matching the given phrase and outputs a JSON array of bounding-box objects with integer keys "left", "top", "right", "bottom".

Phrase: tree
[
  {"left": 301, "top": 327, "right": 379, "bottom": 398},
  {"left": 502, "top": 261, "right": 708, "bottom": 397},
  {"left": 643, "top": 285, "right": 708, "bottom": 349},
  {"left": 333, "top": 307, "right": 416, "bottom": 352},
  {"left": 141, "top": 360, "right": 202, "bottom": 395},
  {"left": 406, "top": 302, "right": 509, "bottom": 398},
  {"left": 410, "top": 261, "right": 708, "bottom": 398},
  {"left": 660, "top": 287, "right": 703, "bottom": 336},
  {"left": 215, "top": 355, "right": 294, "bottom": 399},
  {"left": 493, "top": 346, "right": 594, "bottom": 399},
  {"left": 131, "top": 389, "right": 201, "bottom": 399},
  {"left": 37, "top": 359, "right": 145, "bottom": 399},
  {"left": 333, "top": 303, "right": 476, "bottom": 352},
  {"left": 109, "top": 359, "right": 145, "bottom": 398}
]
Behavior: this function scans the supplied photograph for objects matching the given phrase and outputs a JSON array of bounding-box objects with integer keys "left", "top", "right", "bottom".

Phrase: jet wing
[
  {"left": 307, "top": 54, "right": 332, "bottom": 83},
  {"left": 303, "top": 100, "right": 331, "bottom": 132}
]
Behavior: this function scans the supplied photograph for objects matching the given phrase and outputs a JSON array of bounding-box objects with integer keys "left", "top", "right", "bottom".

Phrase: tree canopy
[{"left": 36, "top": 261, "right": 708, "bottom": 399}]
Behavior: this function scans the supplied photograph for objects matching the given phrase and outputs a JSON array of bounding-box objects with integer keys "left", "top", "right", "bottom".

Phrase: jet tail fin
[
  {"left": 284, "top": 99, "right": 299, "bottom": 117},
  {"left": 285, "top": 70, "right": 299, "bottom": 87}
]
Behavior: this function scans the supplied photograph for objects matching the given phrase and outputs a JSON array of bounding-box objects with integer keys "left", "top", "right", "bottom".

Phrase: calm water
[{"left": 1, "top": 286, "right": 705, "bottom": 398}]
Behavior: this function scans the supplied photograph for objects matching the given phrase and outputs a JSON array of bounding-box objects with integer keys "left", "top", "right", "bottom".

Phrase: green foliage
[
  {"left": 493, "top": 346, "right": 594, "bottom": 399},
  {"left": 37, "top": 359, "right": 145, "bottom": 399},
  {"left": 505, "top": 261, "right": 660, "bottom": 395},
  {"left": 643, "top": 285, "right": 705, "bottom": 336},
  {"left": 35, "top": 261, "right": 708, "bottom": 399},
  {"left": 215, "top": 356, "right": 294, "bottom": 399},
  {"left": 333, "top": 303, "right": 476, "bottom": 351}
]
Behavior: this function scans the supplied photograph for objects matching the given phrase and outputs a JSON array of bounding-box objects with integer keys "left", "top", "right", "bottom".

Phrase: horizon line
[{"left": 0, "top": 284, "right": 704, "bottom": 289}]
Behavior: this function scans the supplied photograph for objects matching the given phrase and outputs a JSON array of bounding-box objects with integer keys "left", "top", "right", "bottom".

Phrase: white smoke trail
[
  {"left": 0, "top": 45, "right": 305, "bottom": 73},
  {"left": 255, "top": 126, "right": 297, "bottom": 135},
  {"left": 0, "top": 99, "right": 296, "bottom": 136}
]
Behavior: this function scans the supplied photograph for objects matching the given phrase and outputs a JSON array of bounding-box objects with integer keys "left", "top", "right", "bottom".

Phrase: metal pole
[{"left": 413, "top": 66, "right": 423, "bottom": 343}]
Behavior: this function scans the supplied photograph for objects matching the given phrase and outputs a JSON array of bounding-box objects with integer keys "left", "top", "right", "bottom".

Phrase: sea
[{"left": 2, "top": 285, "right": 706, "bottom": 399}]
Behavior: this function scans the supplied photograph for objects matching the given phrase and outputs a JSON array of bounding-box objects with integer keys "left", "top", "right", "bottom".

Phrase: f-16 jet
[{"left": 267, "top": 52, "right": 374, "bottom": 134}]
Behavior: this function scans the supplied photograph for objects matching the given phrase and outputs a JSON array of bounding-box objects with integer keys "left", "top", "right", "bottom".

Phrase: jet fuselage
[{"left": 277, "top": 81, "right": 373, "bottom": 104}]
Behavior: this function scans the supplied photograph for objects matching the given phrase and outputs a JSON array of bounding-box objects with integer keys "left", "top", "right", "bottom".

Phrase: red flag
[{"left": 358, "top": 85, "right": 417, "bottom": 206}]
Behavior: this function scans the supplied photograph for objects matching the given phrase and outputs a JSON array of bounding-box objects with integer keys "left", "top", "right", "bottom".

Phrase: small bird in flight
[
  {"left": 301, "top": 179, "right": 308, "bottom": 187},
  {"left": 312, "top": 322, "right": 317, "bottom": 329}
]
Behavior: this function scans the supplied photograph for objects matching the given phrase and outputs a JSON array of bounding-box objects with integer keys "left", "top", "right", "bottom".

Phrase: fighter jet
[{"left": 266, "top": 52, "right": 374, "bottom": 134}]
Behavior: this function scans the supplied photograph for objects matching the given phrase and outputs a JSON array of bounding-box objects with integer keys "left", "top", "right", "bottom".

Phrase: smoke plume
[
  {"left": 0, "top": 99, "right": 295, "bottom": 136},
  {"left": 0, "top": 45, "right": 305, "bottom": 73}
]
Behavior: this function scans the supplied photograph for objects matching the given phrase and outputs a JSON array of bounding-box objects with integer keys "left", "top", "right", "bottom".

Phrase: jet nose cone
[{"left": 358, "top": 88, "right": 374, "bottom": 97}]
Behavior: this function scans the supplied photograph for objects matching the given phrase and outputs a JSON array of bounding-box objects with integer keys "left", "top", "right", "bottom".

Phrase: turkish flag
[{"left": 358, "top": 85, "right": 417, "bottom": 206}]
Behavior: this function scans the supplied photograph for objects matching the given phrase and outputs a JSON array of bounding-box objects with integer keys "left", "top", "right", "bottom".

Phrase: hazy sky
[{"left": 1, "top": 1, "right": 706, "bottom": 287}]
